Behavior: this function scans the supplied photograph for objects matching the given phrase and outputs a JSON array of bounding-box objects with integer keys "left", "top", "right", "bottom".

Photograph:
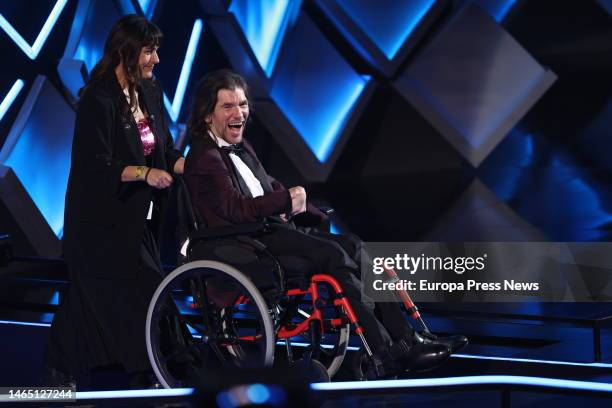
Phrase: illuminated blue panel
[
  {"left": 482, "top": 164, "right": 612, "bottom": 241},
  {"left": 76, "top": 388, "right": 194, "bottom": 399},
  {"left": 72, "top": 1, "right": 125, "bottom": 72},
  {"left": 0, "top": 0, "right": 68, "bottom": 60},
  {"left": 137, "top": 0, "right": 158, "bottom": 19},
  {"left": 138, "top": 0, "right": 152, "bottom": 12},
  {"left": 0, "top": 80, "right": 24, "bottom": 123},
  {"left": 0, "top": 320, "right": 51, "bottom": 328},
  {"left": 394, "top": 4, "right": 556, "bottom": 167},
  {"left": 310, "top": 375, "right": 612, "bottom": 393},
  {"left": 335, "top": 0, "right": 435, "bottom": 60},
  {"left": 466, "top": 0, "right": 517, "bottom": 22},
  {"left": 162, "top": 19, "right": 203, "bottom": 123},
  {"left": 453, "top": 353, "right": 612, "bottom": 369},
  {"left": 229, "top": 0, "right": 301, "bottom": 77},
  {"left": 3, "top": 78, "right": 75, "bottom": 238},
  {"left": 270, "top": 15, "right": 370, "bottom": 162}
]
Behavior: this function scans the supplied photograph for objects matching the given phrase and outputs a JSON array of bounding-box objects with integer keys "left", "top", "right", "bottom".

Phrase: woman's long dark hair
[{"left": 82, "top": 14, "right": 162, "bottom": 117}]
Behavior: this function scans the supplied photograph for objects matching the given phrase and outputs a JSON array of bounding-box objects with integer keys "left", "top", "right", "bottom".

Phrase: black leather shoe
[
  {"left": 419, "top": 331, "right": 468, "bottom": 354},
  {"left": 359, "top": 334, "right": 451, "bottom": 380},
  {"left": 388, "top": 332, "right": 451, "bottom": 372}
]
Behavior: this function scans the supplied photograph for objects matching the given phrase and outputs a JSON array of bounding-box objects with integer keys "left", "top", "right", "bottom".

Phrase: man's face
[
  {"left": 139, "top": 45, "right": 159, "bottom": 79},
  {"left": 206, "top": 87, "right": 249, "bottom": 144}
]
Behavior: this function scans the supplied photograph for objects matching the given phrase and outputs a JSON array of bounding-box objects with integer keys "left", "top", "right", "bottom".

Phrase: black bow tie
[{"left": 220, "top": 143, "right": 245, "bottom": 153}]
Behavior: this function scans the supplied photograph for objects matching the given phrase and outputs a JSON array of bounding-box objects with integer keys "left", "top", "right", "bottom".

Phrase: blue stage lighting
[
  {"left": 310, "top": 375, "right": 612, "bottom": 393},
  {"left": 74, "top": 37, "right": 104, "bottom": 74},
  {"left": 453, "top": 353, "right": 612, "bottom": 369},
  {"left": 49, "top": 291, "right": 59, "bottom": 306},
  {"left": 229, "top": 0, "right": 301, "bottom": 77},
  {"left": 0, "top": 0, "right": 68, "bottom": 60},
  {"left": 272, "top": 66, "right": 369, "bottom": 162},
  {"left": 487, "top": 0, "right": 517, "bottom": 22},
  {"left": 335, "top": 0, "right": 435, "bottom": 60},
  {"left": 246, "top": 384, "right": 271, "bottom": 404},
  {"left": 270, "top": 15, "right": 370, "bottom": 163},
  {"left": 163, "top": 19, "right": 203, "bottom": 123},
  {"left": 0, "top": 320, "right": 51, "bottom": 328},
  {"left": 137, "top": 0, "right": 158, "bottom": 19},
  {"left": 76, "top": 388, "right": 194, "bottom": 399},
  {"left": 0, "top": 79, "right": 24, "bottom": 123},
  {"left": 138, "top": 0, "right": 152, "bottom": 13},
  {"left": 2, "top": 78, "right": 75, "bottom": 238}
]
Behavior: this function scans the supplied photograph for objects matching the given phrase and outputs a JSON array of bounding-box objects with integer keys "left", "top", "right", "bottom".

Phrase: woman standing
[{"left": 45, "top": 14, "right": 184, "bottom": 388}]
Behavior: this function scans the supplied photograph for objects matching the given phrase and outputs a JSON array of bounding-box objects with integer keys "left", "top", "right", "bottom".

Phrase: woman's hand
[{"left": 146, "top": 168, "right": 173, "bottom": 189}]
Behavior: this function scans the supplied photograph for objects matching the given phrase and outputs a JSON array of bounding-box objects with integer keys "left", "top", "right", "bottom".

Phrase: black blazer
[{"left": 63, "top": 74, "right": 181, "bottom": 279}]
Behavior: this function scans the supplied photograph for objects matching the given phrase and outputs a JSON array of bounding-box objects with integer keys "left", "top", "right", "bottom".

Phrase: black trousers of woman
[
  {"left": 45, "top": 222, "right": 164, "bottom": 380},
  {"left": 256, "top": 223, "right": 414, "bottom": 353}
]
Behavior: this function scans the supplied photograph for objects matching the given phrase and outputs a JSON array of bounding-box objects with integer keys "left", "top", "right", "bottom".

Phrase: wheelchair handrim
[{"left": 146, "top": 260, "right": 275, "bottom": 388}]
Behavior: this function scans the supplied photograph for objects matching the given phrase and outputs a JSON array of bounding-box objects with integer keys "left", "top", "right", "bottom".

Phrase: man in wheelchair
[{"left": 181, "top": 69, "right": 467, "bottom": 381}]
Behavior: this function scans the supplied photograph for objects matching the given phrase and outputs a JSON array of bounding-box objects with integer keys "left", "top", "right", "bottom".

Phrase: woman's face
[{"left": 138, "top": 45, "right": 159, "bottom": 79}]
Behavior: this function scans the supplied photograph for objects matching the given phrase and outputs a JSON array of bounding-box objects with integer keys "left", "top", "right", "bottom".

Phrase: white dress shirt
[{"left": 209, "top": 131, "right": 264, "bottom": 198}]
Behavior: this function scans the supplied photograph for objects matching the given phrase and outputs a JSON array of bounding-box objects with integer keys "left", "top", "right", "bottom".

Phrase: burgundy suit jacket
[{"left": 184, "top": 133, "right": 327, "bottom": 228}]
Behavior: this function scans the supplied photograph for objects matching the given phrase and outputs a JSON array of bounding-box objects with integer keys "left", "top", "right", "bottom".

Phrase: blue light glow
[
  {"left": 74, "top": 38, "right": 104, "bottom": 74},
  {"left": 3, "top": 79, "right": 75, "bottom": 238},
  {"left": 70, "top": 0, "right": 125, "bottom": 73},
  {"left": 336, "top": 0, "right": 436, "bottom": 60},
  {"left": 0, "top": 320, "right": 51, "bottom": 328},
  {"left": 76, "top": 388, "right": 194, "bottom": 399},
  {"left": 329, "top": 222, "right": 340, "bottom": 234},
  {"left": 452, "top": 353, "right": 612, "bottom": 369},
  {"left": 163, "top": 19, "right": 203, "bottom": 123},
  {"left": 138, "top": 0, "right": 152, "bottom": 13},
  {"left": 246, "top": 384, "right": 271, "bottom": 404},
  {"left": 229, "top": 0, "right": 301, "bottom": 77},
  {"left": 276, "top": 340, "right": 359, "bottom": 351},
  {"left": 270, "top": 15, "right": 370, "bottom": 162},
  {"left": 0, "top": 0, "right": 68, "bottom": 60},
  {"left": 50, "top": 291, "right": 59, "bottom": 306},
  {"left": 315, "top": 76, "right": 368, "bottom": 162},
  {"left": 483, "top": 0, "right": 517, "bottom": 22},
  {"left": 310, "top": 375, "right": 612, "bottom": 392},
  {"left": 60, "top": 376, "right": 612, "bottom": 399},
  {"left": 137, "top": 0, "right": 157, "bottom": 18},
  {"left": 0, "top": 79, "right": 24, "bottom": 123}
]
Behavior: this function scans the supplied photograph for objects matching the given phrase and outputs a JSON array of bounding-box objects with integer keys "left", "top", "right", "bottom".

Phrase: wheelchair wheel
[
  {"left": 146, "top": 260, "right": 275, "bottom": 388},
  {"left": 282, "top": 285, "right": 350, "bottom": 378}
]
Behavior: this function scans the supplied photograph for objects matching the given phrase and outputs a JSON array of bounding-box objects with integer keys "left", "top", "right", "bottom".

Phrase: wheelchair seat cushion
[{"left": 188, "top": 239, "right": 317, "bottom": 301}]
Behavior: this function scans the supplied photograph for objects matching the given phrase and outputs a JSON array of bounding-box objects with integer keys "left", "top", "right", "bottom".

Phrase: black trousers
[
  {"left": 45, "top": 222, "right": 164, "bottom": 377},
  {"left": 257, "top": 224, "right": 414, "bottom": 352}
]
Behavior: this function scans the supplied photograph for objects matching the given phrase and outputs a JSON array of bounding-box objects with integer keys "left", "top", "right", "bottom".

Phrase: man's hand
[
  {"left": 146, "top": 168, "right": 173, "bottom": 189},
  {"left": 289, "top": 186, "right": 307, "bottom": 215}
]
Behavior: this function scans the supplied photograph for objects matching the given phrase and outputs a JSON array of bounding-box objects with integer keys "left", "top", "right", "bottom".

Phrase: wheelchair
[{"left": 145, "top": 179, "right": 373, "bottom": 388}]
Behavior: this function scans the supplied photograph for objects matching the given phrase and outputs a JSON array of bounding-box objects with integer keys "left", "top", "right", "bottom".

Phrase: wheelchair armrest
[{"left": 189, "top": 222, "right": 268, "bottom": 242}]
